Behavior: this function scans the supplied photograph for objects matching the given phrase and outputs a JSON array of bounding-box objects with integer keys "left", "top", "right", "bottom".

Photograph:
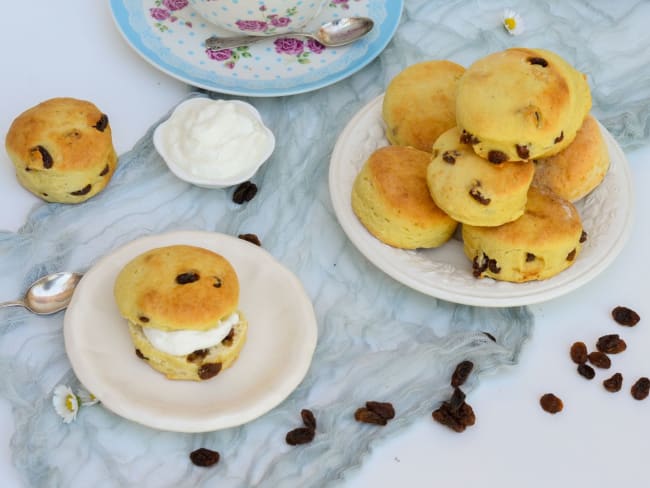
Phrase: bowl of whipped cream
[{"left": 154, "top": 97, "right": 275, "bottom": 189}]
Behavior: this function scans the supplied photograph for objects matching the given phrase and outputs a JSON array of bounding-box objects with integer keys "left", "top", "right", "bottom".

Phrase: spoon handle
[
  {"left": 0, "top": 300, "right": 26, "bottom": 310},
  {"left": 205, "top": 32, "right": 312, "bottom": 51}
]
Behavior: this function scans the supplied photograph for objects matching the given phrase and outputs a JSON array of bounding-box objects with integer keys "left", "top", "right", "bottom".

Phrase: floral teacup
[{"left": 189, "top": 0, "right": 327, "bottom": 36}]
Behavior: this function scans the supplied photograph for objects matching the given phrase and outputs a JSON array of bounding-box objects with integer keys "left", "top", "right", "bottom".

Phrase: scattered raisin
[
  {"left": 212, "top": 276, "right": 222, "bottom": 288},
  {"left": 301, "top": 409, "right": 317, "bottom": 430},
  {"left": 354, "top": 407, "right": 387, "bottom": 426},
  {"left": 451, "top": 360, "right": 474, "bottom": 387},
  {"left": 442, "top": 150, "right": 460, "bottom": 164},
  {"left": 570, "top": 342, "right": 588, "bottom": 364},
  {"left": 198, "top": 362, "right": 222, "bottom": 380},
  {"left": 232, "top": 181, "right": 257, "bottom": 204},
  {"left": 603, "top": 372, "right": 623, "bottom": 392},
  {"left": 588, "top": 351, "right": 611, "bottom": 369},
  {"left": 487, "top": 150, "right": 508, "bottom": 164},
  {"left": 221, "top": 328, "right": 235, "bottom": 346},
  {"left": 176, "top": 272, "right": 200, "bottom": 284},
  {"left": 99, "top": 164, "right": 110, "bottom": 176},
  {"left": 94, "top": 114, "right": 109, "bottom": 132},
  {"left": 469, "top": 185, "right": 491, "bottom": 205},
  {"left": 187, "top": 349, "right": 210, "bottom": 363},
  {"left": 631, "top": 377, "right": 650, "bottom": 400},
  {"left": 70, "top": 184, "right": 92, "bottom": 196},
  {"left": 432, "top": 401, "right": 475, "bottom": 433},
  {"left": 238, "top": 233, "right": 261, "bottom": 246},
  {"left": 539, "top": 393, "right": 563, "bottom": 414},
  {"left": 554, "top": 131, "right": 564, "bottom": 144},
  {"left": 135, "top": 349, "right": 148, "bottom": 360},
  {"left": 579, "top": 230, "right": 588, "bottom": 243},
  {"left": 189, "top": 448, "right": 220, "bottom": 467},
  {"left": 138, "top": 315, "right": 150, "bottom": 323},
  {"left": 611, "top": 306, "right": 640, "bottom": 327},
  {"left": 487, "top": 259, "right": 501, "bottom": 274},
  {"left": 596, "top": 334, "right": 627, "bottom": 354},
  {"left": 472, "top": 254, "right": 489, "bottom": 278},
  {"left": 528, "top": 57, "right": 548, "bottom": 67},
  {"left": 35, "top": 145, "right": 53, "bottom": 169},
  {"left": 577, "top": 363, "right": 595, "bottom": 380},
  {"left": 515, "top": 144, "right": 530, "bottom": 159},
  {"left": 459, "top": 130, "right": 479, "bottom": 145},
  {"left": 566, "top": 249, "right": 576, "bottom": 261},
  {"left": 286, "top": 427, "right": 315, "bottom": 445},
  {"left": 366, "top": 401, "right": 395, "bottom": 420},
  {"left": 448, "top": 388, "right": 466, "bottom": 412},
  {"left": 526, "top": 253, "right": 536, "bottom": 262}
]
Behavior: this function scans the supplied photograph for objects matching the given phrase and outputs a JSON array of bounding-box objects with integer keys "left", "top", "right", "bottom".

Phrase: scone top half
[
  {"left": 456, "top": 48, "right": 592, "bottom": 162},
  {"left": 114, "top": 245, "right": 239, "bottom": 332}
]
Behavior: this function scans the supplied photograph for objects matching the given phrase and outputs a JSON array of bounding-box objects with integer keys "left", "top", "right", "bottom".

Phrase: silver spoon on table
[
  {"left": 0, "top": 271, "right": 82, "bottom": 315},
  {"left": 205, "top": 16, "right": 374, "bottom": 51}
]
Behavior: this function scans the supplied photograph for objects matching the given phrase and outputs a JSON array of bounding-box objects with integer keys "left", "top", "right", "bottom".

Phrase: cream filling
[{"left": 142, "top": 312, "right": 239, "bottom": 356}]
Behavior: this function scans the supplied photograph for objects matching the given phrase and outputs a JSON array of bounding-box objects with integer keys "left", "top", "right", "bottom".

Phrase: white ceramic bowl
[
  {"left": 153, "top": 98, "right": 275, "bottom": 189},
  {"left": 190, "top": 0, "right": 327, "bottom": 36}
]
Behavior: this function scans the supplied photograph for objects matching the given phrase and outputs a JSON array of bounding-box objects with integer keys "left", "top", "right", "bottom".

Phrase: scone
[
  {"left": 114, "top": 245, "right": 248, "bottom": 381},
  {"left": 426, "top": 127, "right": 535, "bottom": 227},
  {"left": 532, "top": 114, "right": 609, "bottom": 202},
  {"left": 455, "top": 48, "right": 592, "bottom": 162},
  {"left": 351, "top": 145, "right": 458, "bottom": 249},
  {"left": 462, "top": 186, "right": 586, "bottom": 282},
  {"left": 5, "top": 97, "right": 117, "bottom": 203},
  {"left": 382, "top": 60, "right": 465, "bottom": 152}
]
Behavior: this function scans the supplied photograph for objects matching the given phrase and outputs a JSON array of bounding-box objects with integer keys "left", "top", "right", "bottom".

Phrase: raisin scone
[
  {"left": 5, "top": 97, "right": 117, "bottom": 203},
  {"left": 382, "top": 60, "right": 465, "bottom": 152},
  {"left": 426, "top": 127, "right": 535, "bottom": 227},
  {"left": 462, "top": 185, "right": 586, "bottom": 283},
  {"left": 114, "top": 245, "right": 248, "bottom": 381},
  {"left": 455, "top": 48, "right": 591, "bottom": 163},
  {"left": 352, "top": 145, "right": 458, "bottom": 249}
]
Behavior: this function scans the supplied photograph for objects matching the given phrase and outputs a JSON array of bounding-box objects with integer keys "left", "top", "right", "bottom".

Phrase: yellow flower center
[
  {"left": 504, "top": 18, "right": 516, "bottom": 30},
  {"left": 65, "top": 394, "right": 76, "bottom": 412}
]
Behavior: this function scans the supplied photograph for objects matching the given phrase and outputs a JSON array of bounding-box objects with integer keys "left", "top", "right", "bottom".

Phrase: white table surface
[{"left": 2, "top": 2, "right": 649, "bottom": 487}]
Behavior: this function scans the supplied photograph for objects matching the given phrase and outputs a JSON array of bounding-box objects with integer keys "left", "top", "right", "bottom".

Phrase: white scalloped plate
[
  {"left": 64, "top": 231, "right": 317, "bottom": 432},
  {"left": 329, "top": 95, "right": 634, "bottom": 307}
]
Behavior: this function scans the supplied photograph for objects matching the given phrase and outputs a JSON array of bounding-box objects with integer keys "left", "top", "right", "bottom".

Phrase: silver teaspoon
[
  {"left": 0, "top": 271, "right": 83, "bottom": 315},
  {"left": 205, "top": 16, "right": 374, "bottom": 51}
]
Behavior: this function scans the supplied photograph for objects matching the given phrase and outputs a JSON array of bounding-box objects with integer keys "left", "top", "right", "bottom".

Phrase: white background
[{"left": 1, "top": 1, "right": 649, "bottom": 486}]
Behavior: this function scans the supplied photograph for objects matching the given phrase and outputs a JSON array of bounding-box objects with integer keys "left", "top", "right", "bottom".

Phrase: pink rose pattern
[
  {"left": 149, "top": 0, "right": 192, "bottom": 31},
  {"left": 329, "top": 0, "right": 361, "bottom": 9},
  {"left": 234, "top": 4, "right": 297, "bottom": 34}
]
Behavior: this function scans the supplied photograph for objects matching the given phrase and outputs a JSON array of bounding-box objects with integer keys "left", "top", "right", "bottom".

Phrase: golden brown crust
[
  {"left": 5, "top": 97, "right": 116, "bottom": 203},
  {"left": 114, "top": 245, "right": 240, "bottom": 332},
  {"left": 382, "top": 60, "right": 465, "bottom": 152}
]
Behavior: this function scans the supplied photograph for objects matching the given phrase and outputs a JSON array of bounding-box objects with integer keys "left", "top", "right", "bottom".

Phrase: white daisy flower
[
  {"left": 52, "top": 385, "right": 79, "bottom": 423},
  {"left": 503, "top": 9, "right": 524, "bottom": 36},
  {"left": 76, "top": 388, "right": 99, "bottom": 407}
]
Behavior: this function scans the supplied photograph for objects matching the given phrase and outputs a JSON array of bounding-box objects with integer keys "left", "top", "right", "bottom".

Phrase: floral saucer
[{"left": 109, "top": 0, "right": 404, "bottom": 97}]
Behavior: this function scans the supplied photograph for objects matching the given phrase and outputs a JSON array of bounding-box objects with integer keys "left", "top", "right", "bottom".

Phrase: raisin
[
  {"left": 99, "top": 164, "right": 110, "bottom": 176},
  {"left": 611, "top": 306, "right": 640, "bottom": 326},
  {"left": 135, "top": 349, "right": 149, "bottom": 360},
  {"left": 35, "top": 145, "right": 53, "bottom": 169},
  {"left": 189, "top": 448, "right": 220, "bottom": 467},
  {"left": 366, "top": 401, "right": 395, "bottom": 420},
  {"left": 301, "top": 409, "right": 317, "bottom": 430},
  {"left": 212, "top": 276, "right": 222, "bottom": 288},
  {"left": 94, "top": 114, "right": 109, "bottom": 132},
  {"left": 566, "top": 249, "right": 576, "bottom": 261},
  {"left": 354, "top": 407, "right": 387, "bottom": 426},
  {"left": 539, "top": 393, "right": 563, "bottom": 414},
  {"left": 70, "top": 184, "right": 92, "bottom": 196},
  {"left": 554, "top": 131, "right": 564, "bottom": 144},
  {"left": 472, "top": 253, "right": 489, "bottom": 278},
  {"left": 176, "top": 272, "right": 200, "bottom": 284},
  {"left": 238, "top": 233, "right": 261, "bottom": 246},
  {"left": 487, "top": 150, "right": 508, "bottom": 164},
  {"left": 469, "top": 185, "right": 491, "bottom": 205},
  {"left": 187, "top": 349, "right": 209, "bottom": 363},
  {"left": 588, "top": 351, "right": 611, "bottom": 369},
  {"left": 442, "top": 150, "right": 459, "bottom": 164},
  {"left": 515, "top": 144, "right": 530, "bottom": 159},
  {"left": 432, "top": 401, "right": 475, "bottom": 433},
  {"left": 232, "top": 181, "right": 257, "bottom": 204},
  {"left": 459, "top": 130, "right": 479, "bottom": 145},
  {"left": 198, "top": 362, "right": 222, "bottom": 380},
  {"left": 577, "top": 363, "right": 595, "bottom": 380},
  {"left": 570, "top": 342, "right": 588, "bottom": 364},
  {"left": 526, "top": 253, "right": 536, "bottom": 262},
  {"left": 451, "top": 360, "right": 474, "bottom": 387},
  {"left": 528, "top": 57, "right": 548, "bottom": 67},
  {"left": 596, "top": 334, "right": 627, "bottom": 354},
  {"left": 138, "top": 315, "right": 150, "bottom": 323},
  {"left": 579, "top": 230, "right": 588, "bottom": 243},
  {"left": 448, "top": 388, "right": 466, "bottom": 413},
  {"left": 487, "top": 259, "right": 501, "bottom": 274},
  {"left": 631, "top": 377, "right": 650, "bottom": 400},
  {"left": 286, "top": 427, "right": 315, "bottom": 445},
  {"left": 221, "top": 328, "right": 235, "bottom": 346},
  {"left": 603, "top": 372, "right": 623, "bottom": 392}
]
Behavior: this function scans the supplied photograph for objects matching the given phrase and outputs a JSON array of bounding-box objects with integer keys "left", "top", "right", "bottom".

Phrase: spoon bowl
[
  {"left": 205, "top": 17, "right": 375, "bottom": 51},
  {"left": 0, "top": 272, "right": 83, "bottom": 315}
]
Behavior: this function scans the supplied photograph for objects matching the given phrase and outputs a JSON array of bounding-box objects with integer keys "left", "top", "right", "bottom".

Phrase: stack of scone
[{"left": 352, "top": 48, "right": 610, "bottom": 283}]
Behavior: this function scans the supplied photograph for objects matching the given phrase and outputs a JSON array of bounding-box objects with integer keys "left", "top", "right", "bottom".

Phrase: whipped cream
[
  {"left": 142, "top": 312, "right": 240, "bottom": 356},
  {"left": 157, "top": 98, "right": 274, "bottom": 180}
]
